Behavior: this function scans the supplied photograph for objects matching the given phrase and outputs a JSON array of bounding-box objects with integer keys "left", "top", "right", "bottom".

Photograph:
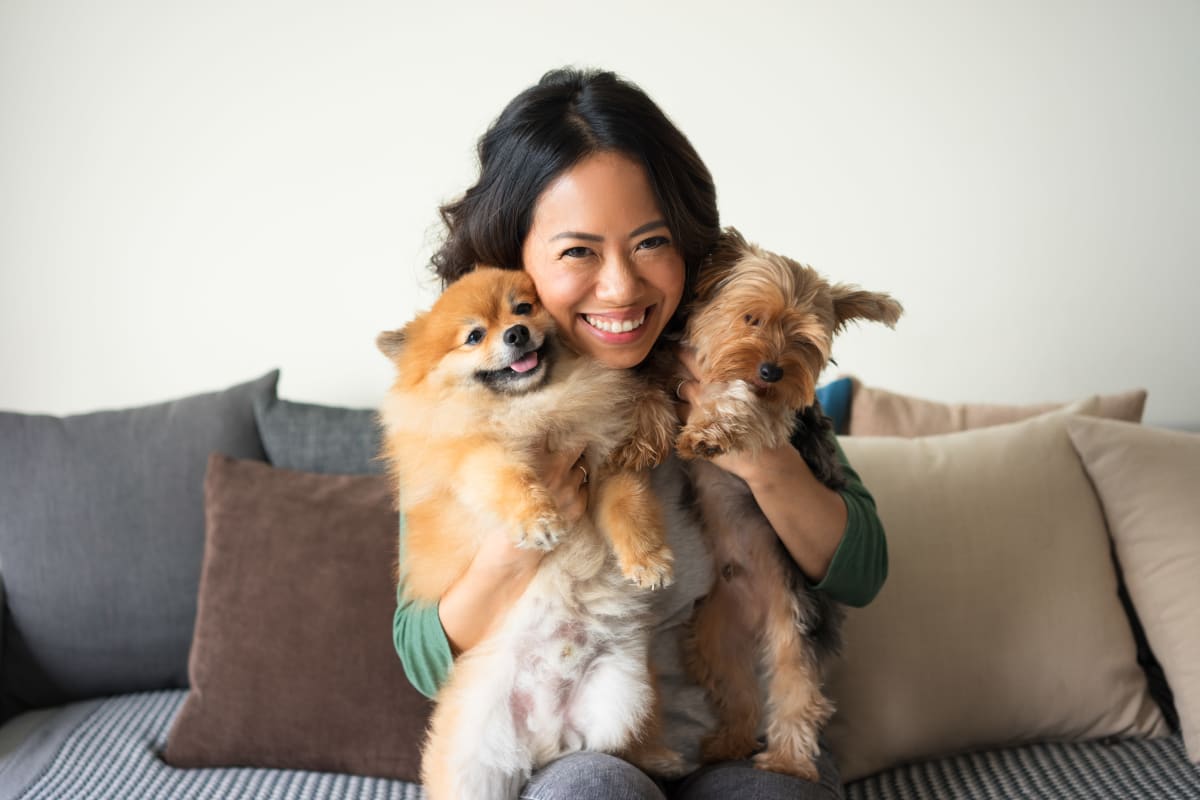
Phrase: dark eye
[
  {"left": 744, "top": 314, "right": 760, "bottom": 326},
  {"left": 638, "top": 235, "right": 670, "bottom": 250},
  {"left": 561, "top": 246, "right": 592, "bottom": 259},
  {"left": 514, "top": 302, "right": 532, "bottom": 316},
  {"left": 465, "top": 328, "right": 485, "bottom": 345}
]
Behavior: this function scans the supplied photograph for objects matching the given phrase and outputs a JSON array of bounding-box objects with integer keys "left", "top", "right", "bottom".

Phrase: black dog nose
[
  {"left": 758, "top": 363, "right": 783, "bottom": 383},
  {"left": 504, "top": 325, "right": 529, "bottom": 348}
]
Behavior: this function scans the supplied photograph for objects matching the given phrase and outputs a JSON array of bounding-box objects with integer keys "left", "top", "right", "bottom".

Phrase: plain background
[{"left": 2, "top": 1, "right": 1197, "bottom": 428}]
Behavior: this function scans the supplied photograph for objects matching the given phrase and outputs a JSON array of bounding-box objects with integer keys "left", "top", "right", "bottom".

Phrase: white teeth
[{"left": 585, "top": 313, "right": 646, "bottom": 334}]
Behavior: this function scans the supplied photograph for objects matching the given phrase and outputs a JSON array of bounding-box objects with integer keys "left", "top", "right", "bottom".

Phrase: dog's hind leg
[
  {"left": 425, "top": 759, "right": 524, "bottom": 800},
  {"left": 564, "top": 647, "right": 655, "bottom": 754},
  {"left": 684, "top": 579, "right": 764, "bottom": 763},
  {"left": 752, "top": 584, "right": 834, "bottom": 782},
  {"left": 621, "top": 659, "right": 689, "bottom": 778}
]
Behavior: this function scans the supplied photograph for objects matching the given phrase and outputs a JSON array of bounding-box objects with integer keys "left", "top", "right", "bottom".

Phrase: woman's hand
[
  {"left": 671, "top": 344, "right": 846, "bottom": 583},
  {"left": 437, "top": 440, "right": 589, "bottom": 656},
  {"left": 531, "top": 440, "right": 591, "bottom": 527}
]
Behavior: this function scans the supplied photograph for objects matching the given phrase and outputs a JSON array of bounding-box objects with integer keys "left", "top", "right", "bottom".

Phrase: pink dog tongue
[{"left": 509, "top": 351, "right": 539, "bottom": 373}]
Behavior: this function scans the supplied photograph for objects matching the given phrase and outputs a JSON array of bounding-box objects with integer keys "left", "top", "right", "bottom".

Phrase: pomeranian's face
[{"left": 377, "top": 267, "right": 556, "bottom": 395}]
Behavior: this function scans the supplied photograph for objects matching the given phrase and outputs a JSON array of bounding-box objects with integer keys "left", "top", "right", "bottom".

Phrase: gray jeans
[{"left": 520, "top": 749, "right": 844, "bottom": 800}]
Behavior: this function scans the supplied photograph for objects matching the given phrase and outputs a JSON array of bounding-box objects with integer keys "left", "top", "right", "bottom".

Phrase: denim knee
[{"left": 521, "top": 752, "right": 666, "bottom": 800}]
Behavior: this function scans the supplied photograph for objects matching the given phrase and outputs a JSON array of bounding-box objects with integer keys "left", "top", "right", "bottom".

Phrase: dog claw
[
  {"left": 621, "top": 548, "right": 674, "bottom": 590},
  {"left": 515, "top": 514, "right": 563, "bottom": 551}
]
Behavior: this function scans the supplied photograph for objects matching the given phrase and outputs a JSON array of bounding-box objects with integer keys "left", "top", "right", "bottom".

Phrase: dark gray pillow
[
  {"left": 253, "top": 395, "right": 384, "bottom": 475},
  {"left": 0, "top": 371, "right": 278, "bottom": 720}
]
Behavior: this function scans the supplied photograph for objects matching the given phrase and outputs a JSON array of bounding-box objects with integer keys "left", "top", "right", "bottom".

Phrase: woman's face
[{"left": 522, "top": 151, "right": 685, "bottom": 369}]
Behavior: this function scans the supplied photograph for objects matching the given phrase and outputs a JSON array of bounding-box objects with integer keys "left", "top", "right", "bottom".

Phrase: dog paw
[
  {"left": 514, "top": 503, "right": 564, "bottom": 551},
  {"left": 753, "top": 753, "right": 820, "bottom": 782},
  {"left": 752, "top": 749, "right": 820, "bottom": 782},
  {"left": 701, "top": 730, "right": 758, "bottom": 764},
  {"left": 609, "top": 430, "right": 673, "bottom": 472},
  {"left": 621, "top": 545, "right": 674, "bottom": 590},
  {"left": 675, "top": 425, "right": 729, "bottom": 460},
  {"left": 635, "top": 746, "right": 689, "bottom": 779}
]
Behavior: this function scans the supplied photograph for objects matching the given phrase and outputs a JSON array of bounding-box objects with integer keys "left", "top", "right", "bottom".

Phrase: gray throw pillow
[
  {"left": 254, "top": 395, "right": 384, "bottom": 475},
  {"left": 0, "top": 371, "right": 278, "bottom": 720}
]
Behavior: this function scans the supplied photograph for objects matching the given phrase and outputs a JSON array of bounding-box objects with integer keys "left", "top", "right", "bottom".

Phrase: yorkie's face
[
  {"left": 685, "top": 229, "right": 902, "bottom": 411},
  {"left": 686, "top": 253, "right": 836, "bottom": 411}
]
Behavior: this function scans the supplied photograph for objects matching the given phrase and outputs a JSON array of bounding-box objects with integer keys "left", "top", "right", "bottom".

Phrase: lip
[
  {"left": 473, "top": 344, "right": 549, "bottom": 391},
  {"left": 579, "top": 306, "right": 654, "bottom": 345}
]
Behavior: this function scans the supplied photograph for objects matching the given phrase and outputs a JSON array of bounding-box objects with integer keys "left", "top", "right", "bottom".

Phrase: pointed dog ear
[
  {"left": 831, "top": 286, "right": 904, "bottom": 333},
  {"left": 694, "top": 227, "right": 750, "bottom": 302},
  {"left": 375, "top": 327, "right": 408, "bottom": 359}
]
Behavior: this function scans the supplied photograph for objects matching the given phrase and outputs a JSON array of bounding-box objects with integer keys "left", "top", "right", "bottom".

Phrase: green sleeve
[
  {"left": 392, "top": 513, "right": 454, "bottom": 699},
  {"left": 811, "top": 433, "right": 889, "bottom": 608}
]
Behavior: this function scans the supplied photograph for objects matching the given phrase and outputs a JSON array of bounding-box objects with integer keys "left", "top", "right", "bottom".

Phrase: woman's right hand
[{"left": 437, "top": 441, "right": 588, "bottom": 656}]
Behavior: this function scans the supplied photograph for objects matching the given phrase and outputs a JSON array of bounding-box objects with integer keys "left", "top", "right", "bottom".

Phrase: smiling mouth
[
  {"left": 474, "top": 344, "right": 549, "bottom": 391},
  {"left": 583, "top": 310, "right": 648, "bottom": 334}
]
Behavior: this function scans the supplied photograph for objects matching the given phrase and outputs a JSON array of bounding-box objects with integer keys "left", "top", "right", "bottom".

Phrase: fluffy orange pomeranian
[{"left": 376, "top": 267, "right": 682, "bottom": 800}]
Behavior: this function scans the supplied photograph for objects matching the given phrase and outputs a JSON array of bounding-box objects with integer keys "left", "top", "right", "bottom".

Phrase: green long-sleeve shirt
[{"left": 392, "top": 431, "right": 887, "bottom": 701}]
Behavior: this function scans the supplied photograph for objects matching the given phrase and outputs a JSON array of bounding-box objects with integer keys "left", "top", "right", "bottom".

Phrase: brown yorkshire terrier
[{"left": 677, "top": 228, "right": 902, "bottom": 780}]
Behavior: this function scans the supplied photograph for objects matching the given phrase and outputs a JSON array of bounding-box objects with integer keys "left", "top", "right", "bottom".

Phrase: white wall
[{"left": 2, "top": 1, "right": 1198, "bottom": 428}]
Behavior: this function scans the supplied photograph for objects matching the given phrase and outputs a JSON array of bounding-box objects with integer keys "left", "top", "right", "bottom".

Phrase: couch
[{"left": 1, "top": 370, "right": 1197, "bottom": 799}]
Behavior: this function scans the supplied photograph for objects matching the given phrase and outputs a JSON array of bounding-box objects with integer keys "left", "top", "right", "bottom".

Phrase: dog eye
[
  {"left": 743, "top": 314, "right": 760, "bottom": 326},
  {"left": 514, "top": 303, "right": 532, "bottom": 316},
  {"left": 465, "top": 328, "right": 485, "bottom": 345}
]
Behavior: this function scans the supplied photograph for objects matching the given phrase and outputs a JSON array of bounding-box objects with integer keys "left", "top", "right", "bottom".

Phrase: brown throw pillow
[
  {"left": 846, "top": 378, "right": 1146, "bottom": 436},
  {"left": 163, "top": 454, "right": 431, "bottom": 781}
]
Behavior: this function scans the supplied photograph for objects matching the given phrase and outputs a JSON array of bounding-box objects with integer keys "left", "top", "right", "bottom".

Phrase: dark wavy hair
[{"left": 430, "top": 67, "right": 720, "bottom": 334}]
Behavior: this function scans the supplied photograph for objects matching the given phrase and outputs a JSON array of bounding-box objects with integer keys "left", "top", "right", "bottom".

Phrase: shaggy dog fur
[
  {"left": 376, "top": 267, "right": 682, "bottom": 800},
  {"left": 677, "top": 228, "right": 902, "bottom": 780}
]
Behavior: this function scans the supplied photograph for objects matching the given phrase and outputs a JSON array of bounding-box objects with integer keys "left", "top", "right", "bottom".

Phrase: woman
[{"left": 393, "top": 67, "right": 887, "bottom": 800}]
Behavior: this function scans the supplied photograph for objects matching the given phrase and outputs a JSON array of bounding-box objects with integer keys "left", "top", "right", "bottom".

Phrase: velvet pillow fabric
[
  {"left": 163, "top": 455, "right": 430, "bottom": 781},
  {"left": 825, "top": 406, "right": 1169, "bottom": 781},
  {"left": 0, "top": 371, "right": 277, "bottom": 721}
]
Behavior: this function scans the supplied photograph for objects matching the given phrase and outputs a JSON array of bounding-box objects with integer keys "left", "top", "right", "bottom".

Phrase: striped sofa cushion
[{"left": 2, "top": 690, "right": 1197, "bottom": 799}]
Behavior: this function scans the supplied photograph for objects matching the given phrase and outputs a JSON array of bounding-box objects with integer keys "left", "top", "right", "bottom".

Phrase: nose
[
  {"left": 759, "top": 363, "right": 783, "bottom": 383},
  {"left": 504, "top": 325, "right": 529, "bottom": 348},
  {"left": 594, "top": 253, "right": 640, "bottom": 304}
]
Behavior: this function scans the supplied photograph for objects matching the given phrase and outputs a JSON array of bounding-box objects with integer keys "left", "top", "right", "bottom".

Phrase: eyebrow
[{"left": 548, "top": 219, "right": 669, "bottom": 243}]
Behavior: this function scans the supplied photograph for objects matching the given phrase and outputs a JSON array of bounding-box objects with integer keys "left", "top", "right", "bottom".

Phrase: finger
[{"left": 674, "top": 378, "right": 697, "bottom": 404}]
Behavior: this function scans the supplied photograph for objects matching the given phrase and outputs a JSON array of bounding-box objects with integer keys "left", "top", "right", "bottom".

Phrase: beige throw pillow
[
  {"left": 826, "top": 406, "right": 1168, "bottom": 781},
  {"left": 847, "top": 379, "right": 1147, "bottom": 436},
  {"left": 1066, "top": 416, "right": 1200, "bottom": 762}
]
